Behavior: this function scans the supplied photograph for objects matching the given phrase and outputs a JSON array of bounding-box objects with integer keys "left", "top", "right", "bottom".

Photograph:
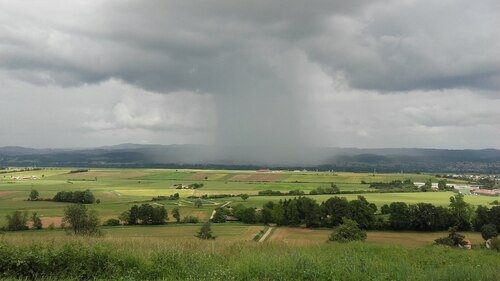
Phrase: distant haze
[{"left": 1, "top": 1, "right": 499, "bottom": 159}]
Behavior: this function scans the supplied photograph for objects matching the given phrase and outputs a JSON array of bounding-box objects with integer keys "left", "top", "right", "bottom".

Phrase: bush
[
  {"left": 31, "top": 212, "right": 43, "bottom": 230},
  {"left": 481, "top": 224, "right": 498, "bottom": 240},
  {"left": 5, "top": 211, "right": 29, "bottom": 231},
  {"left": 490, "top": 237, "right": 500, "bottom": 251},
  {"left": 329, "top": 218, "right": 367, "bottom": 243},
  {"left": 103, "top": 218, "right": 121, "bottom": 226},
  {"left": 435, "top": 227, "right": 466, "bottom": 247},
  {"left": 182, "top": 216, "right": 199, "bottom": 224},
  {"left": 195, "top": 222, "right": 215, "bottom": 240}
]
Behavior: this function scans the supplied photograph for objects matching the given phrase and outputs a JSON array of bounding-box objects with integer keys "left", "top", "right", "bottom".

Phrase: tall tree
[
  {"left": 195, "top": 222, "right": 216, "bottom": 240},
  {"left": 172, "top": 207, "right": 181, "bottom": 223},
  {"left": 449, "top": 194, "right": 473, "bottom": 231},
  {"left": 63, "top": 204, "right": 100, "bottom": 236}
]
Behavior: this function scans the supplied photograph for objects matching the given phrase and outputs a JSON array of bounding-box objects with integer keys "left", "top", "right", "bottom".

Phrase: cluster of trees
[
  {"left": 2, "top": 211, "right": 43, "bottom": 231},
  {"left": 53, "top": 190, "right": 95, "bottom": 204},
  {"left": 69, "top": 169, "right": 89, "bottom": 174},
  {"left": 381, "top": 195, "right": 499, "bottom": 232},
  {"left": 258, "top": 190, "right": 305, "bottom": 196},
  {"left": 152, "top": 193, "right": 180, "bottom": 201},
  {"left": 369, "top": 179, "right": 417, "bottom": 190},
  {"left": 211, "top": 193, "right": 500, "bottom": 234},
  {"left": 119, "top": 204, "right": 168, "bottom": 225},
  {"left": 309, "top": 184, "right": 340, "bottom": 195}
]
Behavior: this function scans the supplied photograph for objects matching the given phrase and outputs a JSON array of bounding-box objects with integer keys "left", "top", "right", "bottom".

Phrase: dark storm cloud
[
  {"left": 1, "top": 0, "right": 499, "bottom": 151},
  {"left": 1, "top": 0, "right": 499, "bottom": 93}
]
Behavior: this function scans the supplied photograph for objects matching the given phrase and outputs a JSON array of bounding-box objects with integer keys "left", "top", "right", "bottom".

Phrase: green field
[{"left": 0, "top": 168, "right": 488, "bottom": 226}]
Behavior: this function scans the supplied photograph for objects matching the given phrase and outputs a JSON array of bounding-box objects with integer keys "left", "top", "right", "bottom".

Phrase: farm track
[{"left": 258, "top": 227, "right": 273, "bottom": 242}]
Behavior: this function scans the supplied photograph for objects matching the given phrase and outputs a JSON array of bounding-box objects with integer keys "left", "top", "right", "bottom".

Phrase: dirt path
[{"left": 258, "top": 227, "right": 273, "bottom": 242}]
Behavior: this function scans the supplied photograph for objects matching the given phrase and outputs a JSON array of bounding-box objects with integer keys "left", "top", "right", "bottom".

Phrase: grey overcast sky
[{"left": 0, "top": 0, "right": 499, "bottom": 149}]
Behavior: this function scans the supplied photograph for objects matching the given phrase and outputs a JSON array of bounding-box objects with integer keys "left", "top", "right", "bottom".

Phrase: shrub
[
  {"left": 195, "top": 222, "right": 215, "bottom": 240},
  {"left": 5, "top": 211, "right": 29, "bottom": 231},
  {"left": 481, "top": 224, "right": 498, "bottom": 240},
  {"left": 435, "top": 227, "right": 466, "bottom": 247},
  {"left": 182, "top": 216, "right": 199, "bottom": 224},
  {"left": 490, "top": 237, "right": 500, "bottom": 251},
  {"left": 29, "top": 189, "right": 39, "bottom": 200},
  {"left": 329, "top": 218, "right": 367, "bottom": 243},
  {"left": 103, "top": 218, "right": 121, "bottom": 226},
  {"left": 48, "top": 223, "right": 56, "bottom": 230},
  {"left": 31, "top": 212, "right": 43, "bottom": 230}
]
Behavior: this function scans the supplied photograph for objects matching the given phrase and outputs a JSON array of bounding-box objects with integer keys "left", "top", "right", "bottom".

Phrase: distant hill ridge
[{"left": 1, "top": 144, "right": 499, "bottom": 173}]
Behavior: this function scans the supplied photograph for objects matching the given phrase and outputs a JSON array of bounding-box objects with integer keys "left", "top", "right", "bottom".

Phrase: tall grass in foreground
[{"left": 0, "top": 240, "right": 499, "bottom": 280}]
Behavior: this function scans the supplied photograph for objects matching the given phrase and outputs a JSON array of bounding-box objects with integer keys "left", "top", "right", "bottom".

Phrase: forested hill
[{"left": 1, "top": 144, "right": 499, "bottom": 173}]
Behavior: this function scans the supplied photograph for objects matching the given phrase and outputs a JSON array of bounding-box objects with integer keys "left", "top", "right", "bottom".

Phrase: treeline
[
  {"left": 369, "top": 179, "right": 416, "bottom": 190},
  {"left": 213, "top": 194, "right": 500, "bottom": 233},
  {"left": 53, "top": 190, "right": 95, "bottom": 204},
  {"left": 119, "top": 204, "right": 168, "bottom": 225},
  {"left": 152, "top": 193, "right": 179, "bottom": 201}
]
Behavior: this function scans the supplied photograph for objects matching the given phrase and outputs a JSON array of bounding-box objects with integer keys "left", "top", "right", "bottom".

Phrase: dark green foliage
[
  {"left": 29, "top": 189, "right": 39, "bottom": 200},
  {"left": 63, "top": 204, "right": 100, "bottom": 236},
  {"left": 240, "top": 194, "right": 249, "bottom": 201},
  {"left": 172, "top": 207, "right": 181, "bottom": 223},
  {"left": 329, "top": 218, "right": 367, "bottom": 243},
  {"left": 260, "top": 201, "right": 274, "bottom": 224},
  {"left": 119, "top": 204, "right": 168, "bottom": 225},
  {"left": 258, "top": 190, "right": 285, "bottom": 196},
  {"left": 481, "top": 224, "right": 498, "bottom": 240},
  {"left": 296, "top": 197, "right": 321, "bottom": 227},
  {"left": 437, "top": 179, "right": 453, "bottom": 191},
  {"left": 194, "top": 198, "right": 203, "bottom": 208},
  {"left": 490, "top": 237, "right": 500, "bottom": 251},
  {"left": 380, "top": 204, "right": 390, "bottom": 214},
  {"left": 288, "top": 189, "right": 305, "bottom": 195},
  {"left": 473, "top": 205, "right": 490, "bottom": 231},
  {"left": 189, "top": 183, "right": 204, "bottom": 189},
  {"left": 134, "top": 204, "right": 169, "bottom": 225},
  {"left": 369, "top": 179, "right": 416, "bottom": 190},
  {"left": 420, "top": 180, "right": 433, "bottom": 192},
  {"left": 478, "top": 178, "right": 496, "bottom": 189},
  {"left": 103, "top": 218, "right": 121, "bottom": 226},
  {"left": 347, "top": 199, "right": 375, "bottom": 229},
  {"left": 388, "top": 202, "right": 410, "bottom": 230},
  {"left": 212, "top": 207, "right": 228, "bottom": 223},
  {"left": 240, "top": 207, "right": 257, "bottom": 224},
  {"left": 449, "top": 193, "right": 473, "bottom": 230},
  {"left": 195, "top": 222, "right": 215, "bottom": 240},
  {"left": 321, "top": 196, "right": 349, "bottom": 226},
  {"left": 69, "top": 169, "right": 89, "bottom": 173},
  {"left": 309, "top": 185, "right": 339, "bottom": 195},
  {"left": 489, "top": 206, "right": 500, "bottom": 231},
  {"left": 53, "top": 189, "right": 95, "bottom": 204},
  {"left": 5, "top": 211, "right": 29, "bottom": 231},
  {"left": 152, "top": 193, "right": 180, "bottom": 201},
  {"left": 31, "top": 212, "right": 43, "bottom": 230},
  {"left": 435, "top": 227, "right": 466, "bottom": 247},
  {"left": 181, "top": 216, "right": 199, "bottom": 224}
]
